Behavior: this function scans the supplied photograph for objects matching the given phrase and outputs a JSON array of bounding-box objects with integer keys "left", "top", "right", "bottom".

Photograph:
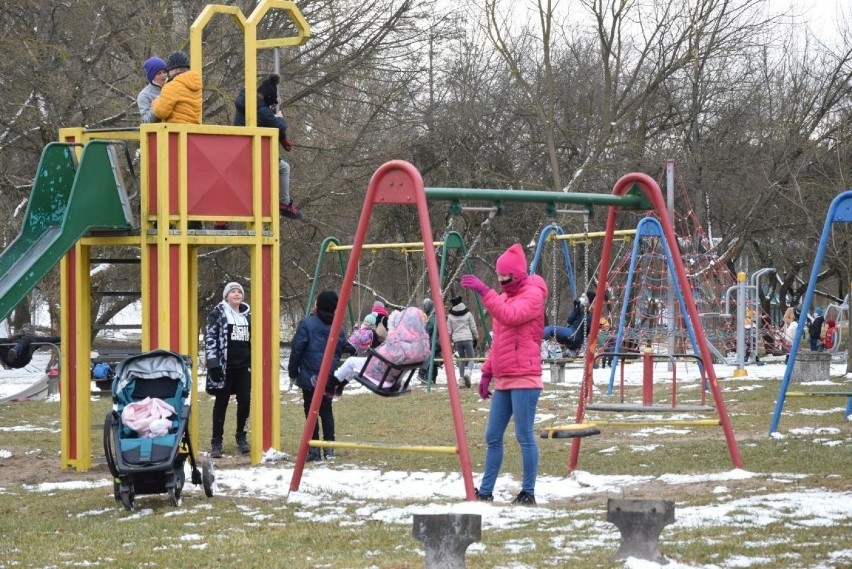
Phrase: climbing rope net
[{"left": 602, "top": 164, "right": 736, "bottom": 356}]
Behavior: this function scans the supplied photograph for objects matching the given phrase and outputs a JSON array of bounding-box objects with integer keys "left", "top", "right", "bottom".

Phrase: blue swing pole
[
  {"left": 530, "top": 223, "right": 578, "bottom": 297},
  {"left": 770, "top": 190, "right": 852, "bottom": 434}
]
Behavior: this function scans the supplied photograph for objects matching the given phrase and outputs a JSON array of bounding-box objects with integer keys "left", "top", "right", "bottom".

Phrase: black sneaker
[
  {"left": 210, "top": 442, "right": 223, "bottom": 459},
  {"left": 512, "top": 491, "right": 536, "bottom": 505},
  {"left": 475, "top": 488, "right": 493, "bottom": 502}
]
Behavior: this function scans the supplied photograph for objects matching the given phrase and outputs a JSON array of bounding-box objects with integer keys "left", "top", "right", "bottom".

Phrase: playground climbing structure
[
  {"left": 0, "top": 0, "right": 311, "bottom": 471},
  {"left": 602, "top": 161, "right": 736, "bottom": 362}
]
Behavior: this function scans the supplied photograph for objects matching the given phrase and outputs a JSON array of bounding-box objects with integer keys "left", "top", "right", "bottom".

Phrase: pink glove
[
  {"left": 478, "top": 370, "right": 492, "bottom": 400},
  {"left": 461, "top": 274, "right": 490, "bottom": 296},
  {"left": 282, "top": 139, "right": 293, "bottom": 152}
]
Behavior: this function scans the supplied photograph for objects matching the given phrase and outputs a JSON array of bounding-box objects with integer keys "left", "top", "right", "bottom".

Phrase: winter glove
[
  {"left": 460, "top": 274, "right": 489, "bottom": 296},
  {"left": 282, "top": 139, "right": 293, "bottom": 152},
  {"left": 472, "top": 339, "right": 478, "bottom": 350},
  {"left": 206, "top": 367, "right": 224, "bottom": 394},
  {"left": 478, "top": 370, "right": 493, "bottom": 400}
]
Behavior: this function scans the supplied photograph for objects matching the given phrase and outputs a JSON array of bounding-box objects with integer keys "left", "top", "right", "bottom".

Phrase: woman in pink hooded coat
[{"left": 461, "top": 243, "right": 547, "bottom": 505}]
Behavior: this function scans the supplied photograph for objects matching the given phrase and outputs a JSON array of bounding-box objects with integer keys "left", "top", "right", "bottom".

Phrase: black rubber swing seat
[
  {"left": 351, "top": 349, "right": 424, "bottom": 397},
  {"left": 540, "top": 425, "right": 602, "bottom": 439}
]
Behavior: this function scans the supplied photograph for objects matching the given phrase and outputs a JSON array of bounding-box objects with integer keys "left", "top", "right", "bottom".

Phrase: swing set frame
[
  {"left": 306, "top": 231, "right": 494, "bottom": 388},
  {"left": 288, "top": 162, "right": 739, "bottom": 500}
]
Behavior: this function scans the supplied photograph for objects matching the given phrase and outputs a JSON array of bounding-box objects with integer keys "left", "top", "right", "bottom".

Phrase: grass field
[{"left": 1, "top": 358, "right": 851, "bottom": 568}]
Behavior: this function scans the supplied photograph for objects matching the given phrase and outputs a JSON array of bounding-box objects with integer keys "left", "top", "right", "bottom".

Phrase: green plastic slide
[{"left": 0, "top": 141, "right": 136, "bottom": 322}]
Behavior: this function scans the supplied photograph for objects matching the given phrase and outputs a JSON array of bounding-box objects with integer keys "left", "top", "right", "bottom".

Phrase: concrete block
[
  {"left": 607, "top": 498, "right": 674, "bottom": 563},
  {"left": 413, "top": 513, "right": 481, "bottom": 569},
  {"left": 792, "top": 351, "right": 831, "bottom": 383}
]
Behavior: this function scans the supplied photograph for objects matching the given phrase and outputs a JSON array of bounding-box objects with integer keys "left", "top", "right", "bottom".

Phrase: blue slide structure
[{"left": 0, "top": 141, "right": 136, "bottom": 323}]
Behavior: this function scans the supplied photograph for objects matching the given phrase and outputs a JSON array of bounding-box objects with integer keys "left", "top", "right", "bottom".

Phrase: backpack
[{"left": 92, "top": 362, "right": 114, "bottom": 380}]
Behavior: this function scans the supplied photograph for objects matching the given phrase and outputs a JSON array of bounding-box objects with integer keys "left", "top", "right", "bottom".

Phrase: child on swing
[
  {"left": 346, "top": 313, "right": 378, "bottom": 355},
  {"left": 334, "top": 306, "right": 431, "bottom": 391}
]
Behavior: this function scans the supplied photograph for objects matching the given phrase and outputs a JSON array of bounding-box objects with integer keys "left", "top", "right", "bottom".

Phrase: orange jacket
[{"left": 152, "top": 70, "right": 202, "bottom": 124}]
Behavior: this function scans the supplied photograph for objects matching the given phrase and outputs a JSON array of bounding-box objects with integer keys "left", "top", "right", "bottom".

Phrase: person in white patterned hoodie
[{"left": 204, "top": 282, "right": 251, "bottom": 458}]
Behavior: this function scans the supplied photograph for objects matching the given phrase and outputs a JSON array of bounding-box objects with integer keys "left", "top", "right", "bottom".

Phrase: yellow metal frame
[
  {"left": 548, "top": 229, "right": 636, "bottom": 244},
  {"left": 308, "top": 440, "right": 460, "bottom": 455}
]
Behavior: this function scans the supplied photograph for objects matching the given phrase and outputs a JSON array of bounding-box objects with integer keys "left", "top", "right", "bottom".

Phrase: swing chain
[
  {"left": 442, "top": 207, "right": 497, "bottom": 295},
  {"left": 549, "top": 223, "right": 559, "bottom": 333}
]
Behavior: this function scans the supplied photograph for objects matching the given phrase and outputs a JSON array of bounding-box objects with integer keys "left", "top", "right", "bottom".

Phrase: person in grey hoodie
[
  {"left": 136, "top": 56, "right": 167, "bottom": 123},
  {"left": 447, "top": 295, "right": 478, "bottom": 388}
]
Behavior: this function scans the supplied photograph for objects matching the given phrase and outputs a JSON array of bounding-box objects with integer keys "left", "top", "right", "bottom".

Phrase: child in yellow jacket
[{"left": 152, "top": 51, "right": 202, "bottom": 124}]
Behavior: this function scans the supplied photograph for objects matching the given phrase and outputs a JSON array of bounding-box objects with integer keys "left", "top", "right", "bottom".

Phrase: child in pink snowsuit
[
  {"left": 335, "top": 307, "right": 431, "bottom": 388},
  {"left": 347, "top": 313, "right": 377, "bottom": 355}
]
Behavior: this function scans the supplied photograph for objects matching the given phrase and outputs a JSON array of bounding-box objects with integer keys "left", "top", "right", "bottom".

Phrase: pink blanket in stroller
[{"left": 121, "top": 397, "right": 176, "bottom": 438}]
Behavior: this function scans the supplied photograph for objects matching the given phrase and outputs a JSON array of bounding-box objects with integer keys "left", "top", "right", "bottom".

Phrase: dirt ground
[
  {"left": 0, "top": 448, "right": 111, "bottom": 486},
  {"left": 0, "top": 444, "right": 252, "bottom": 487}
]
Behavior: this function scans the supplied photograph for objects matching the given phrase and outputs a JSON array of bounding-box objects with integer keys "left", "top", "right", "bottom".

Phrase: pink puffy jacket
[{"left": 480, "top": 243, "right": 548, "bottom": 381}]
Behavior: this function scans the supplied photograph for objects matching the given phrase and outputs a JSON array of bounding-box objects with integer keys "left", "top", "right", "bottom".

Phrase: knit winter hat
[
  {"left": 422, "top": 298, "right": 434, "bottom": 315},
  {"left": 815, "top": 306, "right": 824, "bottom": 316},
  {"left": 258, "top": 74, "right": 280, "bottom": 106},
  {"left": 165, "top": 50, "right": 190, "bottom": 71},
  {"left": 222, "top": 282, "right": 244, "bottom": 299},
  {"left": 143, "top": 57, "right": 166, "bottom": 83},
  {"left": 451, "top": 295, "right": 463, "bottom": 307},
  {"left": 317, "top": 290, "right": 339, "bottom": 314},
  {"left": 364, "top": 313, "right": 377, "bottom": 326},
  {"left": 372, "top": 301, "right": 388, "bottom": 317},
  {"left": 495, "top": 243, "right": 528, "bottom": 279}
]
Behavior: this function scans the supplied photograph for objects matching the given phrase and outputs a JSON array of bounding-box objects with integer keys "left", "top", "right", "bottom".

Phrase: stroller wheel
[
  {"left": 167, "top": 485, "right": 181, "bottom": 507},
  {"left": 119, "top": 483, "right": 135, "bottom": 512},
  {"left": 202, "top": 459, "right": 215, "bottom": 498},
  {"left": 170, "top": 468, "right": 185, "bottom": 506},
  {"left": 112, "top": 479, "right": 121, "bottom": 502}
]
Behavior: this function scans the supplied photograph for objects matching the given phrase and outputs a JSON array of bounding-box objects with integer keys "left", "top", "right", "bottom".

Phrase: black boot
[
  {"left": 235, "top": 432, "right": 250, "bottom": 454},
  {"left": 307, "top": 448, "right": 322, "bottom": 462},
  {"left": 210, "top": 439, "right": 223, "bottom": 458},
  {"left": 512, "top": 490, "right": 536, "bottom": 505},
  {"left": 323, "top": 447, "right": 335, "bottom": 461},
  {"left": 475, "top": 488, "right": 493, "bottom": 502}
]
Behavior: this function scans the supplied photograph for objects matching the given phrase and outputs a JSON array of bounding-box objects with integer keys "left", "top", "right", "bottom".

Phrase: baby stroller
[{"left": 103, "top": 349, "right": 214, "bottom": 511}]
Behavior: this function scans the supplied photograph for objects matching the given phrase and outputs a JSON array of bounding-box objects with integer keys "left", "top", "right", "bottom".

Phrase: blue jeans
[
  {"left": 479, "top": 388, "right": 541, "bottom": 495},
  {"left": 279, "top": 159, "right": 291, "bottom": 205},
  {"left": 543, "top": 325, "right": 576, "bottom": 344}
]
